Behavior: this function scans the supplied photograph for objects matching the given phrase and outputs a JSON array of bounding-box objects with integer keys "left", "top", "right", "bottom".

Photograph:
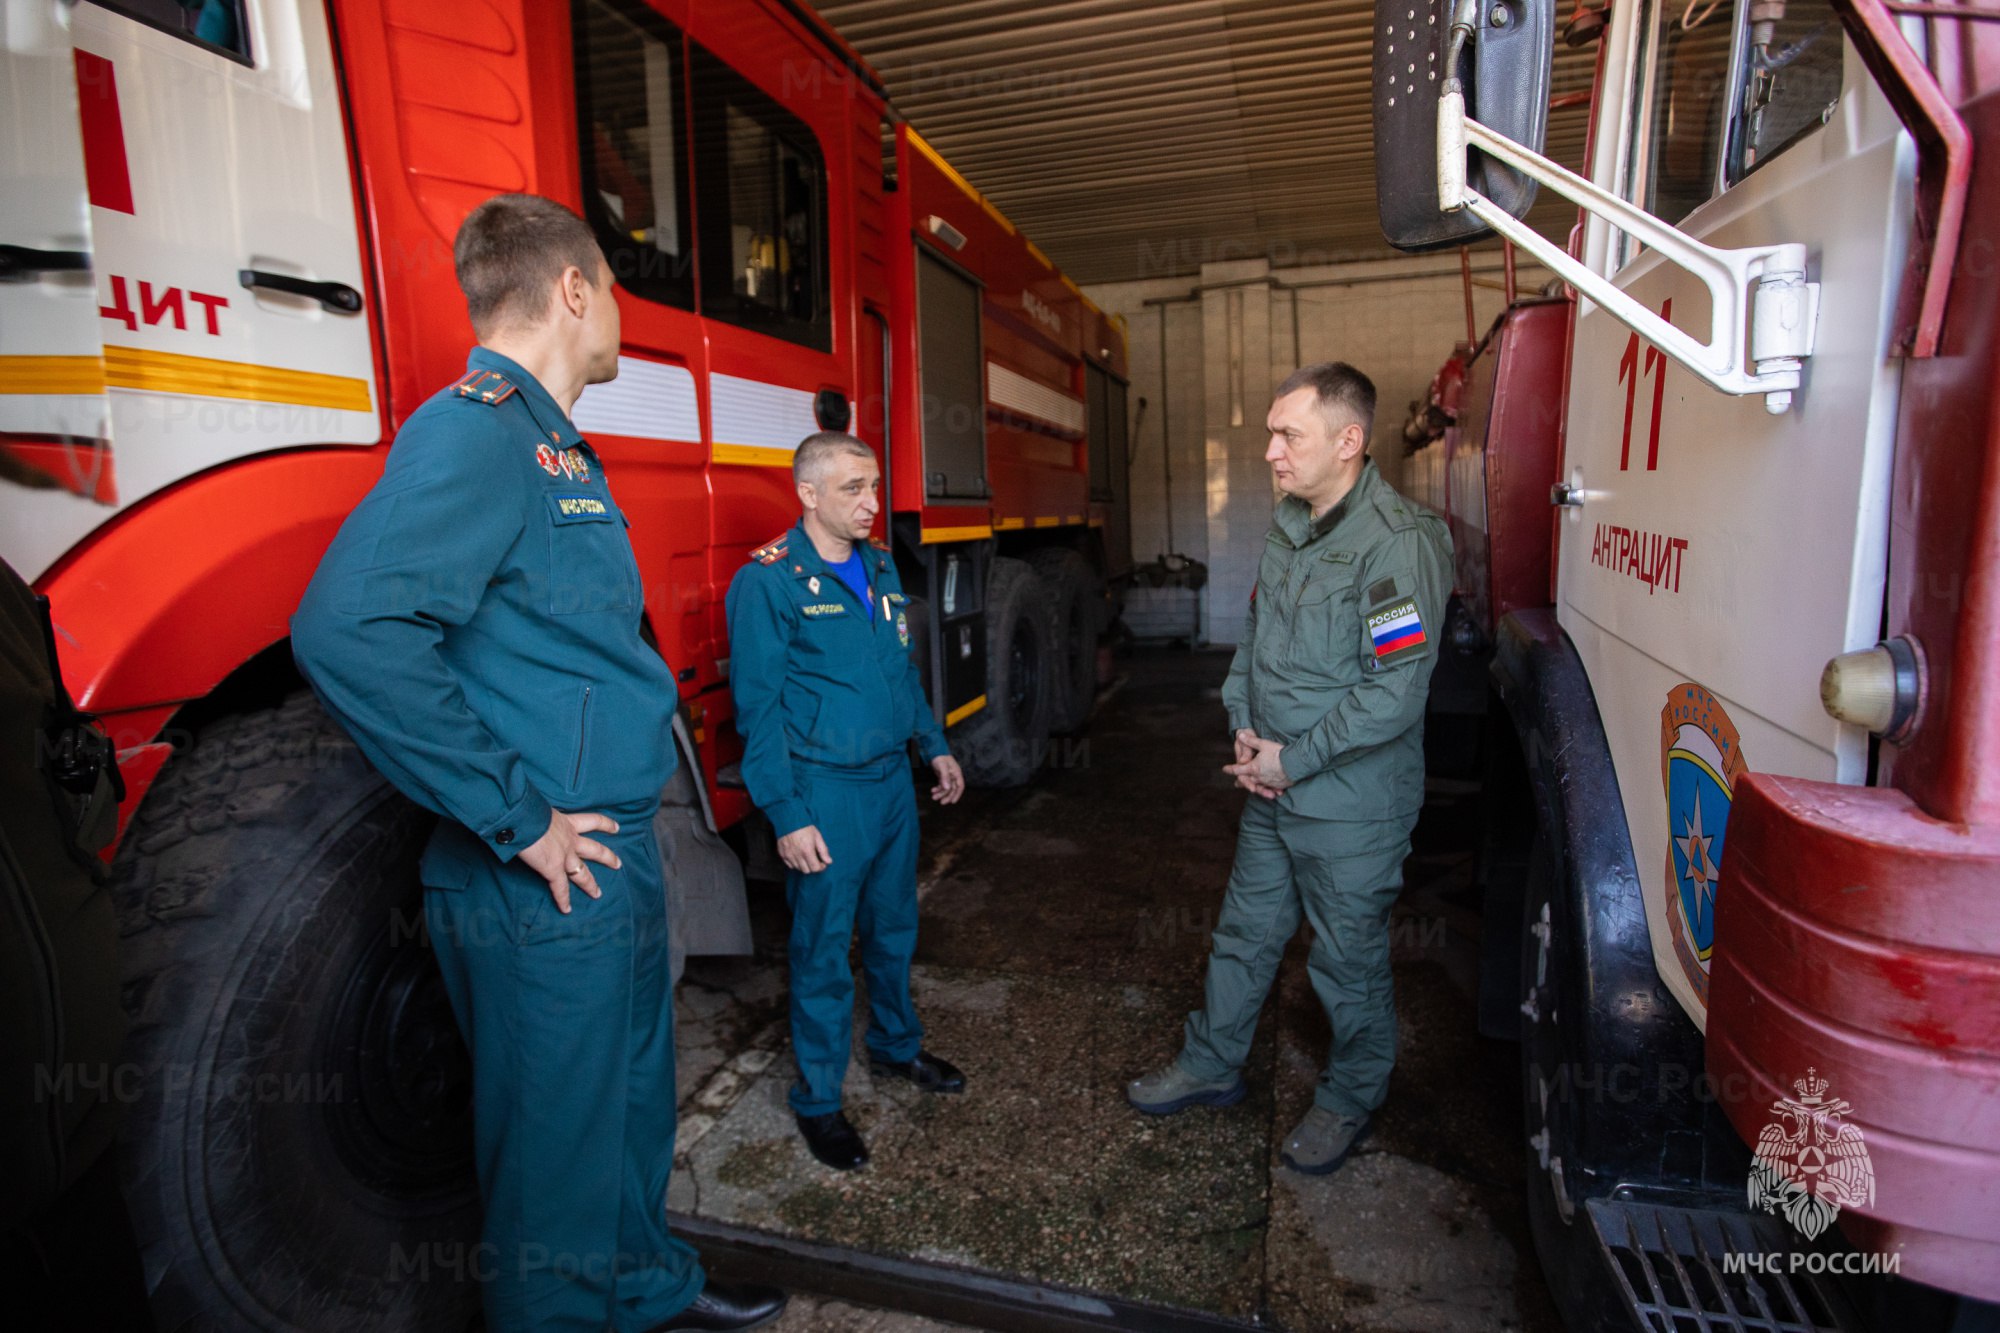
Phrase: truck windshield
[
  {"left": 1640, "top": 0, "right": 1737, "bottom": 225},
  {"left": 1627, "top": 0, "right": 1845, "bottom": 246},
  {"left": 1733, "top": 0, "right": 1844, "bottom": 181}
]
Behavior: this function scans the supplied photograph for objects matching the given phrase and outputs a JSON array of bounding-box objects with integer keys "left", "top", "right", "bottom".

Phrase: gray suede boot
[{"left": 1125, "top": 1061, "right": 1247, "bottom": 1115}]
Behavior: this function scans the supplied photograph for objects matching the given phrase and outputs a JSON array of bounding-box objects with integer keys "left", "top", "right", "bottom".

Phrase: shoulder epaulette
[
  {"left": 452, "top": 370, "right": 517, "bottom": 405},
  {"left": 868, "top": 536, "right": 891, "bottom": 552},
  {"left": 748, "top": 535, "right": 790, "bottom": 566},
  {"left": 1371, "top": 485, "right": 1419, "bottom": 532}
]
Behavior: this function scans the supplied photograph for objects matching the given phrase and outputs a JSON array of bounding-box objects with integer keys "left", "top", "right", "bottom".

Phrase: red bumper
[{"left": 1708, "top": 772, "right": 2000, "bottom": 1300}]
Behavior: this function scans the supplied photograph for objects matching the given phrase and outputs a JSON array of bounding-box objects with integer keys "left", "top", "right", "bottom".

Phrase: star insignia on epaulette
[
  {"left": 452, "top": 370, "right": 517, "bottom": 404},
  {"left": 749, "top": 535, "right": 790, "bottom": 565}
]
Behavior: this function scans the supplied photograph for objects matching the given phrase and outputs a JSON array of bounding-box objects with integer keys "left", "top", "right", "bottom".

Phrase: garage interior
[
  {"left": 661, "top": 3, "right": 1596, "bottom": 1330},
  {"left": 16, "top": 0, "right": 1999, "bottom": 1326},
  {"left": 674, "top": 655, "right": 1549, "bottom": 1332},
  {"left": 816, "top": 0, "right": 1593, "bottom": 647}
]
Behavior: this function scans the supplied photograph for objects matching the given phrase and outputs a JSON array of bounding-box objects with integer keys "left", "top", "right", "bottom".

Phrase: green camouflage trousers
[{"left": 1178, "top": 795, "right": 1419, "bottom": 1117}]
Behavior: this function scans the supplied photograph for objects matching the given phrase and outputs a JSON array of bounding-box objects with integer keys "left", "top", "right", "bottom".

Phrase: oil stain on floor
[{"left": 671, "top": 648, "right": 1562, "bottom": 1333}]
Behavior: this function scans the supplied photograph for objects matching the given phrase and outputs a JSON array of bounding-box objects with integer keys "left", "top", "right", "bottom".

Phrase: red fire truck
[
  {"left": 0, "top": 0, "right": 1127, "bottom": 1325},
  {"left": 1382, "top": 0, "right": 1997, "bottom": 1327}
]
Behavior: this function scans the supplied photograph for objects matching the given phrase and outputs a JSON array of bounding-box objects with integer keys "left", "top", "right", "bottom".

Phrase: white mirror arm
[{"left": 1436, "top": 88, "right": 1817, "bottom": 413}]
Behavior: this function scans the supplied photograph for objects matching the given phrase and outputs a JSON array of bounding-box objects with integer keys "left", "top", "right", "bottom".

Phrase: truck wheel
[
  {"left": 109, "top": 690, "right": 480, "bottom": 1333},
  {"left": 1030, "top": 548, "right": 1103, "bottom": 734},
  {"left": 1518, "top": 833, "right": 1626, "bottom": 1333},
  {"left": 952, "top": 557, "right": 1052, "bottom": 787}
]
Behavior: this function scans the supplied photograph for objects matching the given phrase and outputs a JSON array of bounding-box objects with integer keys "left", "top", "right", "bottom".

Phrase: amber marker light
[{"left": 1819, "top": 636, "right": 1924, "bottom": 742}]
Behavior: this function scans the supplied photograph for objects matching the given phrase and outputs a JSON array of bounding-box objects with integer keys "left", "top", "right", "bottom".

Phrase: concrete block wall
[{"left": 1086, "top": 253, "right": 1549, "bottom": 646}]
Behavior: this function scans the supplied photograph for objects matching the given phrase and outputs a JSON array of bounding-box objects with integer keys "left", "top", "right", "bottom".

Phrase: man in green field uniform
[
  {"left": 293, "top": 194, "right": 782, "bottom": 1333},
  {"left": 1127, "top": 362, "right": 1452, "bottom": 1175},
  {"left": 726, "top": 432, "right": 967, "bottom": 1172}
]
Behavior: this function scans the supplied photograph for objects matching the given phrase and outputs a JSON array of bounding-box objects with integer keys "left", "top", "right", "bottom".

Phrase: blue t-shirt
[{"left": 829, "top": 547, "right": 872, "bottom": 615}]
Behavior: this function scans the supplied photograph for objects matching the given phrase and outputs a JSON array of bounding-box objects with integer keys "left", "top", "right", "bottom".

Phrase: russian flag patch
[{"left": 1367, "top": 596, "right": 1428, "bottom": 664}]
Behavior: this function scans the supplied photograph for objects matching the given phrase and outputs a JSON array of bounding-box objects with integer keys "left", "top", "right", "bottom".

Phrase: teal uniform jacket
[
  {"left": 291, "top": 348, "right": 704, "bottom": 1330},
  {"left": 724, "top": 520, "right": 947, "bottom": 834},
  {"left": 292, "top": 347, "right": 680, "bottom": 874}
]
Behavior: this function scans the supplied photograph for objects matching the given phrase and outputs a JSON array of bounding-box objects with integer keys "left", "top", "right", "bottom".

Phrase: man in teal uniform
[
  {"left": 292, "top": 194, "right": 783, "bottom": 1333},
  {"left": 1127, "top": 362, "right": 1452, "bottom": 1176},
  {"left": 726, "top": 432, "right": 967, "bottom": 1171}
]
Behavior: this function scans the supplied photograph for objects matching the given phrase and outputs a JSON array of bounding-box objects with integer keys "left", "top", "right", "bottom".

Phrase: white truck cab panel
[{"left": 1561, "top": 0, "right": 1908, "bottom": 1025}]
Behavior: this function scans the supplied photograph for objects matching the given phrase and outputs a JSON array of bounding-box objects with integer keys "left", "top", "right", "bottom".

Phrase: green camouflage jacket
[{"left": 1223, "top": 459, "right": 1453, "bottom": 822}]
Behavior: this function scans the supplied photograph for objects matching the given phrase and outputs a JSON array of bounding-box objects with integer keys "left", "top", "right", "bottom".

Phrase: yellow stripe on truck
[
  {"left": 711, "top": 442, "right": 797, "bottom": 468},
  {"left": 921, "top": 525, "right": 993, "bottom": 544},
  {"left": 0, "top": 354, "right": 109, "bottom": 395},
  {"left": 100, "top": 345, "right": 372, "bottom": 412}
]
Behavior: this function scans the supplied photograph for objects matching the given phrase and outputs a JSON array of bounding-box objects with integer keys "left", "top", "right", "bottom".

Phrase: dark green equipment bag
[{"left": 1, "top": 560, "right": 128, "bottom": 1226}]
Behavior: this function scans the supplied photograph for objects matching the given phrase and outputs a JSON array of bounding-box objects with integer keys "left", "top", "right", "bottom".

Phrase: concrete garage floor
[{"left": 670, "top": 649, "right": 1563, "bottom": 1333}]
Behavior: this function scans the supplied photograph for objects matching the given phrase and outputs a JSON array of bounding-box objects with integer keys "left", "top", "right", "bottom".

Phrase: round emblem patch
[{"left": 1659, "top": 683, "right": 1748, "bottom": 1007}]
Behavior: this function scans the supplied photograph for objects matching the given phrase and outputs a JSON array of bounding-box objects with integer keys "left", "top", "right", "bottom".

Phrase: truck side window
[
  {"left": 1729, "top": 0, "right": 1843, "bottom": 183},
  {"left": 574, "top": 0, "right": 695, "bottom": 312},
  {"left": 1640, "top": 0, "right": 1737, "bottom": 225},
  {"left": 88, "top": 0, "right": 250, "bottom": 62},
  {"left": 691, "top": 46, "right": 831, "bottom": 352}
]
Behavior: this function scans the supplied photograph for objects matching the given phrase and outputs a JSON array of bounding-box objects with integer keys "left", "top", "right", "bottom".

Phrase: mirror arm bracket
[{"left": 1436, "top": 94, "right": 1817, "bottom": 414}]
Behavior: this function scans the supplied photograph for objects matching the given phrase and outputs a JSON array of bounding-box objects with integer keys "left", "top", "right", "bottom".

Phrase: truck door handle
[
  {"left": 0, "top": 244, "right": 92, "bottom": 279},
  {"left": 1550, "top": 482, "right": 1587, "bottom": 508},
  {"left": 238, "top": 269, "right": 363, "bottom": 314}
]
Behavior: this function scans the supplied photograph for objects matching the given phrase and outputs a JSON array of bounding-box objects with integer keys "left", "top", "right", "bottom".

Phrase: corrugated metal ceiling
[{"left": 812, "top": 0, "right": 1599, "bottom": 284}]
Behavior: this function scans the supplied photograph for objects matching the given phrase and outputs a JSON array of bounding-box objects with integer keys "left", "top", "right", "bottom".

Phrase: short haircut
[
  {"left": 793, "top": 431, "right": 875, "bottom": 487},
  {"left": 1274, "top": 361, "right": 1377, "bottom": 439},
  {"left": 453, "top": 193, "right": 605, "bottom": 337}
]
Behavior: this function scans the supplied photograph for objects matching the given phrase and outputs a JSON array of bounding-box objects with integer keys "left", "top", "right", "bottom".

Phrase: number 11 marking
[{"left": 1617, "top": 297, "right": 1672, "bottom": 471}]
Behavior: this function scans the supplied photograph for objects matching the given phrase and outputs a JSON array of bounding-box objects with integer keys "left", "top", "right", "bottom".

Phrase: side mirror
[{"left": 1374, "top": 0, "right": 1554, "bottom": 251}]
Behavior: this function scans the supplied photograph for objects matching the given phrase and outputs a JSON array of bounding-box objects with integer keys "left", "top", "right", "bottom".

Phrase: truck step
[{"left": 1586, "top": 1198, "right": 1858, "bottom": 1333}]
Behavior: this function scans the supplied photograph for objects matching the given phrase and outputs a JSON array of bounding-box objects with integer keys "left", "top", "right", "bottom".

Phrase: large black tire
[
  {"left": 1518, "top": 833, "right": 1628, "bottom": 1333},
  {"left": 1029, "top": 548, "right": 1104, "bottom": 735},
  {"left": 952, "top": 558, "right": 1053, "bottom": 787},
  {"left": 110, "top": 691, "right": 480, "bottom": 1333}
]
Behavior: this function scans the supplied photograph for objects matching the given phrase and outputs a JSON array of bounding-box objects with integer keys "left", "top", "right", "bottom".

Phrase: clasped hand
[{"left": 1224, "top": 728, "right": 1292, "bottom": 799}]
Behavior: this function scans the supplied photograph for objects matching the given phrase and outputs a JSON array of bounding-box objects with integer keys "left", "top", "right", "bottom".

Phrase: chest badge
[
  {"left": 536, "top": 444, "right": 592, "bottom": 481},
  {"left": 808, "top": 576, "right": 821, "bottom": 595},
  {"left": 897, "top": 610, "right": 910, "bottom": 648}
]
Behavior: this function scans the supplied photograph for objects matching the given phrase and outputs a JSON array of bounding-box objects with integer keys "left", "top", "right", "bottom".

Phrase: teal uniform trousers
[
  {"left": 783, "top": 758, "right": 924, "bottom": 1115},
  {"left": 425, "top": 811, "right": 702, "bottom": 1330}
]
